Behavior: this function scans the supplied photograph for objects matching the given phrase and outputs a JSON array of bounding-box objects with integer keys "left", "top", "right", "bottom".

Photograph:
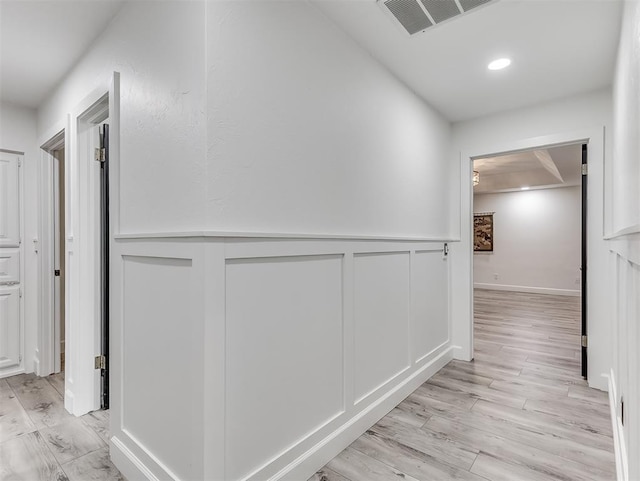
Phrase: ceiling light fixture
[
  {"left": 473, "top": 171, "right": 480, "bottom": 186},
  {"left": 488, "top": 58, "right": 511, "bottom": 70}
]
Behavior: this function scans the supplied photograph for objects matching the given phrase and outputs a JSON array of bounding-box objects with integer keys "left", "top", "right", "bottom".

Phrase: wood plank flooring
[
  {"left": 311, "top": 289, "right": 615, "bottom": 481},
  {"left": 0, "top": 372, "right": 123, "bottom": 481},
  {"left": 1, "top": 290, "right": 615, "bottom": 480}
]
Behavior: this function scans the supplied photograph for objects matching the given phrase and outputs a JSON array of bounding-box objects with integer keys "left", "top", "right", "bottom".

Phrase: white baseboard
[
  {"left": 110, "top": 436, "right": 161, "bottom": 481},
  {"left": 451, "top": 344, "right": 472, "bottom": 362},
  {"left": 608, "top": 370, "right": 628, "bottom": 481},
  {"left": 0, "top": 367, "right": 25, "bottom": 379},
  {"left": 474, "top": 283, "right": 580, "bottom": 297},
  {"left": 109, "top": 346, "right": 453, "bottom": 481},
  {"left": 271, "top": 346, "right": 454, "bottom": 481}
]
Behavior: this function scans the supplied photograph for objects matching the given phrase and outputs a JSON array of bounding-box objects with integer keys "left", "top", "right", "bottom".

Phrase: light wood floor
[
  {"left": 1, "top": 290, "right": 615, "bottom": 480},
  {"left": 0, "top": 371, "right": 122, "bottom": 481},
  {"left": 311, "top": 289, "right": 615, "bottom": 481}
]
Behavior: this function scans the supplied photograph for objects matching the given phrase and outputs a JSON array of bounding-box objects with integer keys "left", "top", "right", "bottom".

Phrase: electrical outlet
[
  {"left": 575, "top": 278, "right": 580, "bottom": 285},
  {"left": 493, "top": 273, "right": 499, "bottom": 280}
]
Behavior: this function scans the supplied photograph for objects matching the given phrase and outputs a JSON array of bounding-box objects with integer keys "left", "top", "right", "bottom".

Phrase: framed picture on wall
[{"left": 474, "top": 213, "right": 494, "bottom": 252}]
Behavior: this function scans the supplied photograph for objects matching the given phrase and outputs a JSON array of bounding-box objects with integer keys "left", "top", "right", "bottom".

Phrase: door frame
[
  {"left": 37, "top": 73, "right": 120, "bottom": 415},
  {"left": 39, "top": 129, "right": 67, "bottom": 378},
  {"left": 452, "top": 126, "right": 605, "bottom": 386},
  {"left": 468, "top": 141, "right": 587, "bottom": 373}
]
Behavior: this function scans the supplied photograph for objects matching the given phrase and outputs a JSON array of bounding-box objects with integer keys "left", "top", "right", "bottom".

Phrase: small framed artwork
[{"left": 474, "top": 213, "right": 494, "bottom": 252}]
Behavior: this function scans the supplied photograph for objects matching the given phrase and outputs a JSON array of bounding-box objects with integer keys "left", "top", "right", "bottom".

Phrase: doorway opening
[
  {"left": 53, "top": 147, "right": 66, "bottom": 374},
  {"left": 38, "top": 92, "right": 112, "bottom": 415},
  {"left": 40, "top": 129, "right": 66, "bottom": 381},
  {"left": 470, "top": 142, "right": 587, "bottom": 379}
]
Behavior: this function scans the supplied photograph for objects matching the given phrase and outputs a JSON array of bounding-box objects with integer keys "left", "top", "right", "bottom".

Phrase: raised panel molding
[
  {"left": 110, "top": 238, "right": 452, "bottom": 481},
  {"left": 353, "top": 252, "right": 411, "bottom": 403},
  {"left": 121, "top": 255, "right": 203, "bottom": 481},
  {"left": 0, "top": 287, "right": 20, "bottom": 370},
  {"left": 413, "top": 251, "right": 449, "bottom": 363},
  {"left": 225, "top": 254, "right": 344, "bottom": 481},
  {"left": 0, "top": 154, "right": 20, "bottom": 247}
]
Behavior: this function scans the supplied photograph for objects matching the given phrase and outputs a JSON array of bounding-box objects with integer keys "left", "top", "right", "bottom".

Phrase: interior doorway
[
  {"left": 53, "top": 147, "right": 66, "bottom": 374},
  {"left": 470, "top": 142, "right": 587, "bottom": 379},
  {"left": 38, "top": 92, "right": 112, "bottom": 415}
]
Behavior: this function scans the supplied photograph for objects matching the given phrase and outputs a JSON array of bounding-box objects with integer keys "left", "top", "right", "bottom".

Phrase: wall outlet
[
  {"left": 575, "top": 277, "right": 581, "bottom": 285},
  {"left": 493, "top": 273, "right": 499, "bottom": 280}
]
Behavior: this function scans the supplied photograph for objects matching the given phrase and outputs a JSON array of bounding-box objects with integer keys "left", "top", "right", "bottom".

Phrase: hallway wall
[
  {"left": 35, "top": 2, "right": 453, "bottom": 480},
  {"left": 473, "top": 186, "right": 581, "bottom": 295},
  {"left": 205, "top": 1, "right": 450, "bottom": 237},
  {"left": 609, "top": 1, "right": 640, "bottom": 479},
  {"left": 0, "top": 102, "right": 39, "bottom": 376}
]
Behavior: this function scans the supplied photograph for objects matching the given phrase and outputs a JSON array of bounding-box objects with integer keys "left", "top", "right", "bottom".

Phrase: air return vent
[
  {"left": 383, "top": 0, "right": 432, "bottom": 35},
  {"left": 380, "top": 0, "right": 496, "bottom": 36}
]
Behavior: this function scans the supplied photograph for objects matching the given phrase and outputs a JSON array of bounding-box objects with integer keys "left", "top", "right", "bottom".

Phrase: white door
[
  {"left": 0, "top": 286, "right": 20, "bottom": 369},
  {"left": 0, "top": 151, "right": 22, "bottom": 377},
  {"left": 0, "top": 153, "right": 20, "bottom": 247}
]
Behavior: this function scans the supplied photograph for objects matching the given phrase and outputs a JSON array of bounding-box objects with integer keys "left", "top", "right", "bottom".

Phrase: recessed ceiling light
[
  {"left": 521, "top": 186, "right": 530, "bottom": 190},
  {"left": 488, "top": 58, "right": 511, "bottom": 70}
]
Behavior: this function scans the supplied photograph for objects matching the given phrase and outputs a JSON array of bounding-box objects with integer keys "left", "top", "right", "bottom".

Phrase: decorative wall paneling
[
  {"left": 608, "top": 233, "right": 640, "bottom": 481},
  {"left": 109, "top": 236, "right": 453, "bottom": 481}
]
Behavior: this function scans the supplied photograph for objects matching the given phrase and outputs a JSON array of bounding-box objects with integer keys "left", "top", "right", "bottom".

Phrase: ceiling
[
  {"left": 0, "top": 0, "right": 124, "bottom": 109},
  {"left": 0, "top": 0, "right": 623, "bottom": 120},
  {"left": 312, "top": 0, "right": 623, "bottom": 121},
  {"left": 473, "top": 143, "right": 582, "bottom": 194}
]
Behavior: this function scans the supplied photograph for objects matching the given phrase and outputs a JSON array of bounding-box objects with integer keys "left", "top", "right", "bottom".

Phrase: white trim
[
  {"left": 608, "top": 370, "right": 628, "bottom": 481},
  {"left": 266, "top": 346, "right": 453, "bottom": 481},
  {"left": 38, "top": 127, "right": 68, "bottom": 377},
  {"left": 0, "top": 148, "right": 24, "bottom": 155},
  {"left": 38, "top": 148, "right": 55, "bottom": 377},
  {"left": 110, "top": 436, "right": 160, "bottom": 481},
  {"left": 115, "top": 231, "right": 453, "bottom": 242},
  {"left": 605, "top": 223, "right": 640, "bottom": 240},
  {"left": 474, "top": 283, "right": 580, "bottom": 297}
]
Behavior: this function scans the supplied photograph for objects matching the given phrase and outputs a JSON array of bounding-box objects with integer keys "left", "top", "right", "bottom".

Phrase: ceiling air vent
[
  {"left": 383, "top": 0, "right": 432, "bottom": 35},
  {"left": 380, "top": 0, "right": 496, "bottom": 36}
]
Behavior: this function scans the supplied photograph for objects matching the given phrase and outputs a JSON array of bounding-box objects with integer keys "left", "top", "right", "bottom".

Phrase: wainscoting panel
[
  {"left": 413, "top": 251, "right": 449, "bottom": 363},
  {"left": 224, "top": 254, "right": 344, "bottom": 481},
  {"left": 121, "top": 254, "right": 203, "bottom": 481},
  {"left": 353, "top": 252, "right": 411, "bottom": 403},
  {"left": 608, "top": 234, "right": 640, "bottom": 481},
  {"left": 110, "top": 236, "right": 453, "bottom": 481}
]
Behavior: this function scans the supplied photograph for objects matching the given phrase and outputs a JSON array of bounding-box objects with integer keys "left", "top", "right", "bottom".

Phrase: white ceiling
[
  {"left": 0, "top": 0, "right": 623, "bottom": 121},
  {"left": 0, "top": 0, "right": 124, "bottom": 109},
  {"left": 312, "top": 0, "right": 623, "bottom": 121},
  {"left": 473, "top": 143, "right": 582, "bottom": 193}
]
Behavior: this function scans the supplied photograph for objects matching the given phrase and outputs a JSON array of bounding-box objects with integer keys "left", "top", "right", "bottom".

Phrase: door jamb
[{"left": 39, "top": 129, "right": 67, "bottom": 377}]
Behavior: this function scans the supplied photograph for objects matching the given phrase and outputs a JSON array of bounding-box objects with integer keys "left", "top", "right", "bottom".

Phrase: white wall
[
  {"left": 0, "top": 102, "right": 39, "bottom": 375},
  {"left": 611, "top": 1, "right": 640, "bottom": 234},
  {"left": 39, "top": 1, "right": 451, "bottom": 239},
  {"left": 609, "top": 2, "right": 640, "bottom": 479},
  {"left": 37, "top": 1, "right": 207, "bottom": 234},
  {"left": 36, "top": 1, "right": 453, "bottom": 480},
  {"left": 473, "top": 186, "right": 581, "bottom": 296},
  {"left": 449, "top": 88, "right": 612, "bottom": 391},
  {"left": 206, "top": 1, "right": 450, "bottom": 237}
]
